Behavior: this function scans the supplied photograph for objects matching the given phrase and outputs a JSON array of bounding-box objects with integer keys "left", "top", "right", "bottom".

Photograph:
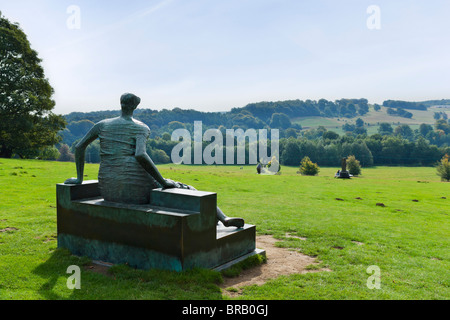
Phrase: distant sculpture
[
  {"left": 336, "top": 157, "right": 351, "bottom": 179},
  {"left": 64, "top": 93, "right": 244, "bottom": 228},
  {"left": 341, "top": 158, "right": 347, "bottom": 172}
]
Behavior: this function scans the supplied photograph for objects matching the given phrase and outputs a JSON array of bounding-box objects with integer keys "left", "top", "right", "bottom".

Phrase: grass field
[{"left": 0, "top": 158, "right": 449, "bottom": 300}]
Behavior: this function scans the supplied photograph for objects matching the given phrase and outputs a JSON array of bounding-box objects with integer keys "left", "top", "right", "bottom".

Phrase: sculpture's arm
[
  {"left": 64, "top": 125, "right": 100, "bottom": 185},
  {"left": 134, "top": 135, "right": 175, "bottom": 189}
]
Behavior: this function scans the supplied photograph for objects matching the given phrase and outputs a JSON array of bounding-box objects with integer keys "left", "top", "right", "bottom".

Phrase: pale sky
[{"left": 1, "top": 0, "right": 450, "bottom": 114}]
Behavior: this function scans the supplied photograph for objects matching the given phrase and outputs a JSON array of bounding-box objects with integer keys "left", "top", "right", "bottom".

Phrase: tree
[
  {"left": 38, "top": 146, "right": 60, "bottom": 160},
  {"left": 347, "top": 155, "right": 361, "bottom": 176},
  {"left": 356, "top": 118, "right": 364, "bottom": 128},
  {"left": 354, "top": 127, "right": 367, "bottom": 135},
  {"left": 394, "top": 124, "right": 414, "bottom": 141},
  {"left": 378, "top": 123, "right": 393, "bottom": 135},
  {"left": 67, "top": 120, "right": 95, "bottom": 137},
  {"left": 270, "top": 113, "right": 292, "bottom": 129},
  {"left": 298, "top": 156, "right": 320, "bottom": 176},
  {"left": 435, "top": 119, "right": 450, "bottom": 134},
  {"left": 413, "top": 137, "right": 440, "bottom": 166},
  {"left": 0, "top": 13, "right": 65, "bottom": 158},
  {"left": 436, "top": 154, "right": 450, "bottom": 182},
  {"left": 419, "top": 123, "right": 433, "bottom": 137},
  {"left": 280, "top": 138, "right": 301, "bottom": 166},
  {"left": 162, "top": 132, "right": 171, "bottom": 141},
  {"left": 342, "top": 123, "right": 356, "bottom": 132},
  {"left": 284, "top": 128, "right": 298, "bottom": 139},
  {"left": 149, "top": 148, "right": 171, "bottom": 164},
  {"left": 322, "top": 131, "right": 340, "bottom": 140},
  {"left": 381, "top": 136, "right": 406, "bottom": 165},
  {"left": 57, "top": 144, "right": 75, "bottom": 162},
  {"left": 167, "top": 121, "right": 186, "bottom": 132}
]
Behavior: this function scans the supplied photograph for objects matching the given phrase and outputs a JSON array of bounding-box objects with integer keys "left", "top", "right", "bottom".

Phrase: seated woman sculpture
[{"left": 64, "top": 93, "right": 244, "bottom": 228}]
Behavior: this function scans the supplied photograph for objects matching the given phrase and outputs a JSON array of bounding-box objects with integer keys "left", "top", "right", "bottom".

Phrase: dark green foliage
[
  {"left": 270, "top": 113, "right": 292, "bottom": 129},
  {"left": 342, "top": 123, "right": 356, "bottom": 132},
  {"left": 386, "top": 107, "right": 413, "bottom": 118},
  {"left": 38, "top": 146, "right": 60, "bottom": 161},
  {"left": 383, "top": 100, "right": 427, "bottom": 110},
  {"left": 0, "top": 13, "right": 65, "bottom": 158},
  {"left": 280, "top": 138, "right": 302, "bottom": 166},
  {"left": 284, "top": 128, "right": 298, "bottom": 139},
  {"left": 322, "top": 131, "right": 339, "bottom": 140},
  {"left": 419, "top": 123, "right": 433, "bottom": 137},
  {"left": 394, "top": 124, "right": 414, "bottom": 141},
  {"left": 435, "top": 119, "right": 450, "bottom": 134},
  {"left": 67, "top": 120, "right": 94, "bottom": 137},
  {"left": 355, "top": 118, "right": 364, "bottom": 128},
  {"left": 378, "top": 123, "right": 394, "bottom": 135}
]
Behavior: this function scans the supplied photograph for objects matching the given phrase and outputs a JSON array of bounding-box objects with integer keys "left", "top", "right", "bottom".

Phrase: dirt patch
[
  {"left": 221, "top": 235, "right": 331, "bottom": 297},
  {"left": 84, "top": 261, "right": 114, "bottom": 277},
  {"left": 80, "top": 236, "right": 331, "bottom": 296},
  {"left": 0, "top": 227, "right": 18, "bottom": 233}
]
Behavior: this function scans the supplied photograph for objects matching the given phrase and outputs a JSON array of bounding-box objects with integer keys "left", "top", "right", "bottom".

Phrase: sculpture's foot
[{"left": 222, "top": 217, "right": 245, "bottom": 228}]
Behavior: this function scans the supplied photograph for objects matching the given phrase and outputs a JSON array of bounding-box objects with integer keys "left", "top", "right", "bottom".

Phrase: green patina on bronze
[
  {"left": 56, "top": 93, "right": 261, "bottom": 271},
  {"left": 57, "top": 181, "right": 258, "bottom": 270},
  {"left": 64, "top": 93, "right": 244, "bottom": 228}
]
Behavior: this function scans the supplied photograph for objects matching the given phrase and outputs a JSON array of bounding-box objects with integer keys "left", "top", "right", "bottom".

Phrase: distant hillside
[
  {"left": 233, "top": 98, "right": 370, "bottom": 121},
  {"left": 60, "top": 98, "right": 450, "bottom": 147},
  {"left": 64, "top": 98, "right": 371, "bottom": 130}
]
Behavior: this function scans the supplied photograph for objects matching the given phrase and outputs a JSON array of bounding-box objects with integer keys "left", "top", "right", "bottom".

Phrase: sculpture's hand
[
  {"left": 162, "top": 179, "right": 178, "bottom": 189},
  {"left": 64, "top": 178, "right": 82, "bottom": 185}
]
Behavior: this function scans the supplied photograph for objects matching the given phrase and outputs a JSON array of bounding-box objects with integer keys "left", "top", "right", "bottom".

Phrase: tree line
[{"left": 51, "top": 118, "right": 450, "bottom": 170}]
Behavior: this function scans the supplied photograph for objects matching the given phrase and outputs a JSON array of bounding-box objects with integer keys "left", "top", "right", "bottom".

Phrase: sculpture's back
[{"left": 96, "top": 117, "right": 160, "bottom": 204}]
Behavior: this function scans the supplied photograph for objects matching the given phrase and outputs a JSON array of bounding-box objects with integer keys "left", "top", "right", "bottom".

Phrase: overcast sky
[{"left": 1, "top": 0, "right": 450, "bottom": 115}]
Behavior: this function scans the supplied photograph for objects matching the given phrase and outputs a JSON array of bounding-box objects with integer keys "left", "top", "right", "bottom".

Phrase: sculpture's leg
[{"left": 217, "top": 207, "right": 245, "bottom": 228}]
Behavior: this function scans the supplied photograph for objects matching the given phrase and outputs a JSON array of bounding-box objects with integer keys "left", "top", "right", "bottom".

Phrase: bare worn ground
[
  {"left": 84, "top": 234, "right": 332, "bottom": 297},
  {"left": 220, "top": 235, "right": 331, "bottom": 297}
]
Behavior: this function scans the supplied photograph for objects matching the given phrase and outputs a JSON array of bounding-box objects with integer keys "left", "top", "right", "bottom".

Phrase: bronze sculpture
[{"left": 65, "top": 93, "right": 244, "bottom": 228}]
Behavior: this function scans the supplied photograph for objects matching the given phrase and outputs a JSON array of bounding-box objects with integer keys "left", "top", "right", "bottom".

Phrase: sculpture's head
[{"left": 120, "top": 93, "right": 141, "bottom": 112}]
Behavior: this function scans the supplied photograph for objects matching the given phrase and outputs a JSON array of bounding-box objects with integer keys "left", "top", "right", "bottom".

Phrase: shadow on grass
[
  {"left": 31, "top": 248, "right": 89, "bottom": 300},
  {"left": 32, "top": 249, "right": 225, "bottom": 300}
]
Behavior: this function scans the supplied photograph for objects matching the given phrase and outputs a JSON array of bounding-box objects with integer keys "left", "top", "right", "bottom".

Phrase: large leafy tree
[{"left": 0, "top": 13, "right": 65, "bottom": 158}]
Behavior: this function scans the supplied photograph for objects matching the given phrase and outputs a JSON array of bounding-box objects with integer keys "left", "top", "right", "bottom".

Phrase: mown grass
[{"left": 0, "top": 159, "right": 448, "bottom": 300}]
